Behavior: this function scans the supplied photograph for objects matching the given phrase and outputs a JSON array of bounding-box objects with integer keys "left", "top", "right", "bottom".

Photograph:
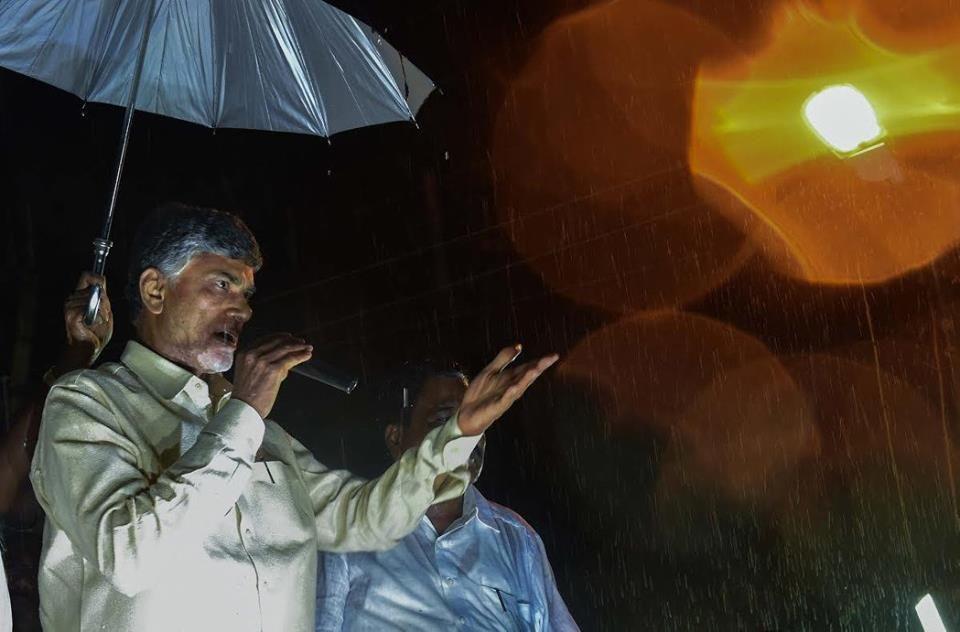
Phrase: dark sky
[{"left": 5, "top": 1, "right": 960, "bottom": 629}]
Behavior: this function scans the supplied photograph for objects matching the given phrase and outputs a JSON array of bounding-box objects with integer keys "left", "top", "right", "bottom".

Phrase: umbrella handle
[
  {"left": 83, "top": 285, "right": 103, "bottom": 327},
  {"left": 83, "top": 238, "right": 113, "bottom": 326}
]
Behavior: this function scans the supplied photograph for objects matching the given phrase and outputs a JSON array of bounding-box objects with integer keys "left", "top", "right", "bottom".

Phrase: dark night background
[{"left": 4, "top": 1, "right": 960, "bottom": 629}]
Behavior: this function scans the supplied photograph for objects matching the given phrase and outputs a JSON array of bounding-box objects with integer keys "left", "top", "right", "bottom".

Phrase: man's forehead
[
  {"left": 418, "top": 375, "right": 467, "bottom": 408},
  {"left": 185, "top": 252, "right": 256, "bottom": 283}
]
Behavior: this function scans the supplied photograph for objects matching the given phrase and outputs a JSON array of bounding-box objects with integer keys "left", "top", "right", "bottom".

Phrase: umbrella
[{"left": 0, "top": 0, "right": 436, "bottom": 323}]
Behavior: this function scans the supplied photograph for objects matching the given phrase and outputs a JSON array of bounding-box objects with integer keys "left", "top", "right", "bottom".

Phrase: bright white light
[
  {"left": 803, "top": 85, "right": 883, "bottom": 153},
  {"left": 916, "top": 594, "right": 949, "bottom": 632}
]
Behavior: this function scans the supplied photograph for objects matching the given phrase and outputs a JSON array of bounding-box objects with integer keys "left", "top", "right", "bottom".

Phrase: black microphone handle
[
  {"left": 240, "top": 327, "right": 358, "bottom": 394},
  {"left": 290, "top": 360, "right": 358, "bottom": 394}
]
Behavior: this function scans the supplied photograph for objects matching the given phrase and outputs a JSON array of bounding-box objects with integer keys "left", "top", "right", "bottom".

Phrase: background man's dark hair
[
  {"left": 371, "top": 357, "right": 469, "bottom": 429},
  {"left": 125, "top": 202, "right": 263, "bottom": 321}
]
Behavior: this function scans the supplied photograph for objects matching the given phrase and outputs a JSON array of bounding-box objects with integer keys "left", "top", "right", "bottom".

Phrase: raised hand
[
  {"left": 456, "top": 344, "right": 559, "bottom": 436},
  {"left": 231, "top": 333, "right": 313, "bottom": 419}
]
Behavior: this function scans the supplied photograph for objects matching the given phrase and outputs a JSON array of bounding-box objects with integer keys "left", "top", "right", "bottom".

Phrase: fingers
[
  {"left": 457, "top": 347, "right": 559, "bottom": 435},
  {"left": 65, "top": 285, "right": 113, "bottom": 324},
  {"left": 241, "top": 333, "right": 312, "bottom": 369},
  {"left": 485, "top": 344, "right": 522, "bottom": 375},
  {"left": 65, "top": 287, "right": 95, "bottom": 307},
  {"left": 261, "top": 341, "right": 312, "bottom": 364},
  {"left": 75, "top": 272, "right": 106, "bottom": 291},
  {"left": 275, "top": 346, "right": 313, "bottom": 371},
  {"left": 502, "top": 354, "right": 558, "bottom": 383},
  {"left": 247, "top": 333, "right": 303, "bottom": 356},
  {"left": 499, "top": 354, "right": 559, "bottom": 402}
]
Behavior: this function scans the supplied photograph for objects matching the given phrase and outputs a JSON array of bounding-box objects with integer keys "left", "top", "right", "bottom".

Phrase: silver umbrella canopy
[{"left": 0, "top": 0, "right": 436, "bottom": 322}]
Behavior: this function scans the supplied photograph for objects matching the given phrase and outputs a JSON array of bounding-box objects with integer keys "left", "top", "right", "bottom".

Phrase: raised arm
[
  {"left": 30, "top": 377, "right": 263, "bottom": 596},
  {"left": 293, "top": 344, "right": 558, "bottom": 552},
  {"left": 291, "top": 414, "right": 479, "bottom": 552}
]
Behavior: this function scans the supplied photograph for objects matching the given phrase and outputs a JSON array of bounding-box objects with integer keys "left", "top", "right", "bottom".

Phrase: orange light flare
[
  {"left": 559, "top": 311, "right": 820, "bottom": 507},
  {"left": 690, "top": 0, "right": 960, "bottom": 285},
  {"left": 774, "top": 352, "right": 960, "bottom": 572},
  {"left": 491, "top": 0, "right": 754, "bottom": 314}
]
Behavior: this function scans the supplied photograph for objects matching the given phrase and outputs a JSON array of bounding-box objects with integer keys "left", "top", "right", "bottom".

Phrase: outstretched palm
[{"left": 457, "top": 345, "right": 559, "bottom": 436}]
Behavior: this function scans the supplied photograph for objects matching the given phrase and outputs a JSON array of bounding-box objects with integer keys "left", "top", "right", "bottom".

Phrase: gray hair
[{"left": 126, "top": 202, "right": 263, "bottom": 321}]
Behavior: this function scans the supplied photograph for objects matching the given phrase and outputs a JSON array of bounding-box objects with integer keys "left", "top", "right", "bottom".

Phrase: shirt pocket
[
  {"left": 484, "top": 585, "right": 541, "bottom": 632},
  {"left": 247, "top": 461, "right": 315, "bottom": 543}
]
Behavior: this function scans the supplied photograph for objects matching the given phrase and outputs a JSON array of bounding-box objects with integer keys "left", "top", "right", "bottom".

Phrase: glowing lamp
[
  {"left": 803, "top": 85, "right": 884, "bottom": 155},
  {"left": 916, "top": 594, "right": 949, "bottom": 632}
]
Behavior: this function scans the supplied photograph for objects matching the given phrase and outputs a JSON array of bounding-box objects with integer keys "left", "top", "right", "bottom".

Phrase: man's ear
[
  {"left": 384, "top": 423, "right": 404, "bottom": 460},
  {"left": 139, "top": 267, "right": 166, "bottom": 316}
]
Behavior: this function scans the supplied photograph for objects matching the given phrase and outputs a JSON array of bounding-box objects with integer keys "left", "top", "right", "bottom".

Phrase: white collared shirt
[
  {"left": 316, "top": 486, "right": 579, "bottom": 631},
  {"left": 30, "top": 341, "right": 481, "bottom": 632}
]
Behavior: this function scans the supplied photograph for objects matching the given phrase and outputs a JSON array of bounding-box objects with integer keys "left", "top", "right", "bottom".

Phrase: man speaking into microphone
[{"left": 30, "top": 203, "right": 558, "bottom": 632}]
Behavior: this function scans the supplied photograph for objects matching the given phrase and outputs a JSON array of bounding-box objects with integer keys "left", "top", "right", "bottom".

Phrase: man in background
[{"left": 316, "top": 358, "right": 578, "bottom": 631}]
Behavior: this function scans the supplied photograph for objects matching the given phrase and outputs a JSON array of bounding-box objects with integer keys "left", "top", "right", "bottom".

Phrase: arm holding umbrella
[{"left": 0, "top": 273, "right": 112, "bottom": 513}]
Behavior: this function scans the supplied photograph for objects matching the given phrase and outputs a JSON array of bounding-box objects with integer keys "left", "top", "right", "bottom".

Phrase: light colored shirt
[
  {"left": 30, "top": 341, "right": 481, "bottom": 632},
  {"left": 316, "top": 486, "right": 579, "bottom": 631},
  {"left": 0, "top": 554, "right": 10, "bottom": 632}
]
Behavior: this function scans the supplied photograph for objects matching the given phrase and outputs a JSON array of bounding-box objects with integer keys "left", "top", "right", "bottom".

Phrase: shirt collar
[
  {"left": 121, "top": 340, "right": 231, "bottom": 407},
  {"left": 463, "top": 485, "right": 500, "bottom": 533}
]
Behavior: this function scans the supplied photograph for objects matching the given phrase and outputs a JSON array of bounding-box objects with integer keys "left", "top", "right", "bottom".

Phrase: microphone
[
  {"left": 240, "top": 326, "right": 358, "bottom": 394},
  {"left": 290, "top": 358, "right": 358, "bottom": 394}
]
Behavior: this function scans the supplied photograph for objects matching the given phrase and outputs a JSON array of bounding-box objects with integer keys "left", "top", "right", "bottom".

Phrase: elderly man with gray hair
[{"left": 30, "top": 202, "right": 558, "bottom": 632}]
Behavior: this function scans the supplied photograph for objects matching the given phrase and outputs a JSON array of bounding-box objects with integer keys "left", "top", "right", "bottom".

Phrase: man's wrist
[
  {"left": 53, "top": 342, "right": 99, "bottom": 378},
  {"left": 455, "top": 411, "right": 484, "bottom": 437}
]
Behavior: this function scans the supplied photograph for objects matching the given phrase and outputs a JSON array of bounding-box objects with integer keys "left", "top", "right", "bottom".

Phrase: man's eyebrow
[{"left": 215, "top": 271, "right": 256, "bottom": 296}]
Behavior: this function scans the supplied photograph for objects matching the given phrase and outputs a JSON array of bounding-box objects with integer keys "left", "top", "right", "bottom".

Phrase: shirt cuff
[
  {"left": 204, "top": 398, "right": 265, "bottom": 457},
  {"left": 436, "top": 413, "right": 483, "bottom": 468}
]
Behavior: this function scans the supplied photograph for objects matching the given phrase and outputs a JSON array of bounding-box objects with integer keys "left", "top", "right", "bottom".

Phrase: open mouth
[{"left": 215, "top": 329, "right": 239, "bottom": 348}]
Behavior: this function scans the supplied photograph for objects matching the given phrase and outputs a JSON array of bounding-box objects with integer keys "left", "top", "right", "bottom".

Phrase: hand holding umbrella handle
[
  {"left": 83, "top": 238, "right": 112, "bottom": 326},
  {"left": 83, "top": 285, "right": 103, "bottom": 327}
]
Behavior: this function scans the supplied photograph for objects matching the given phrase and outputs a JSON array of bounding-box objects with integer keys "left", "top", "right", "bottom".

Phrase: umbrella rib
[
  {"left": 336, "top": 14, "right": 413, "bottom": 127},
  {"left": 24, "top": 1, "right": 71, "bottom": 80},
  {"left": 238, "top": 2, "right": 273, "bottom": 130},
  {"left": 83, "top": 0, "right": 126, "bottom": 100},
  {"left": 152, "top": 4, "right": 171, "bottom": 115},
  {"left": 318, "top": 13, "right": 370, "bottom": 127},
  {"left": 208, "top": 1, "right": 220, "bottom": 127},
  {"left": 266, "top": 0, "right": 326, "bottom": 135}
]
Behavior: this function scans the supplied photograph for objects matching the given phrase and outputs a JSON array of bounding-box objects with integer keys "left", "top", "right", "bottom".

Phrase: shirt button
[
  {"left": 458, "top": 617, "right": 466, "bottom": 626},
  {"left": 444, "top": 577, "right": 456, "bottom": 587}
]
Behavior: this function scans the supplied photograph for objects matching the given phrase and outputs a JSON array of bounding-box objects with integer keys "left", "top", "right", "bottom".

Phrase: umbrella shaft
[
  {"left": 97, "top": 0, "right": 156, "bottom": 243},
  {"left": 85, "top": 0, "right": 156, "bottom": 327}
]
